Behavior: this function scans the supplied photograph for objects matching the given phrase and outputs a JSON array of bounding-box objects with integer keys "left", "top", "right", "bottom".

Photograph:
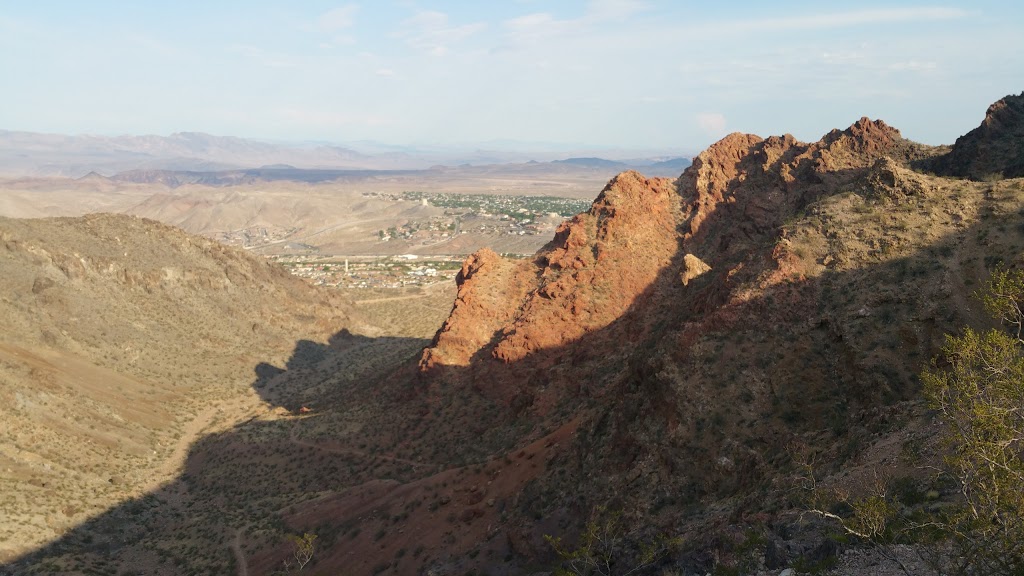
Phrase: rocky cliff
[{"left": 422, "top": 171, "right": 677, "bottom": 371}]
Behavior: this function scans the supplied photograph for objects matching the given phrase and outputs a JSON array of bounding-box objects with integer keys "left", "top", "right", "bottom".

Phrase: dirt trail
[
  {"left": 141, "top": 397, "right": 259, "bottom": 576},
  {"left": 231, "top": 526, "right": 249, "bottom": 576},
  {"left": 146, "top": 396, "right": 260, "bottom": 491}
]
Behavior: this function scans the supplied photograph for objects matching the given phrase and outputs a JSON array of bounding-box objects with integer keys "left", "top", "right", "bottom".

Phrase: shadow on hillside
[
  {"left": 4, "top": 161, "right": 1020, "bottom": 575},
  {"left": 252, "top": 329, "right": 411, "bottom": 412},
  {"left": 1, "top": 327, "right": 432, "bottom": 575}
]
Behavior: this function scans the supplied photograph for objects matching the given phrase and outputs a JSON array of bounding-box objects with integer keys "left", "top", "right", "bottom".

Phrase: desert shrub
[
  {"left": 921, "top": 267, "right": 1024, "bottom": 574},
  {"left": 545, "top": 506, "right": 680, "bottom": 576}
]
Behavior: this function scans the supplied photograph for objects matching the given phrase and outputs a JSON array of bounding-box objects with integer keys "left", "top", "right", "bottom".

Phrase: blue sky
[{"left": 1, "top": 1, "right": 1022, "bottom": 152}]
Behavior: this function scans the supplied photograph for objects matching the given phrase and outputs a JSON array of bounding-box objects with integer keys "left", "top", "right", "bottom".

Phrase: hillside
[
  {"left": 277, "top": 101, "right": 1024, "bottom": 574},
  {"left": 932, "top": 91, "right": 1024, "bottom": 180},
  {"left": 0, "top": 214, "right": 382, "bottom": 563},
  {"left": 5, "top": 95, "right": 1024, "bottom": 576}
]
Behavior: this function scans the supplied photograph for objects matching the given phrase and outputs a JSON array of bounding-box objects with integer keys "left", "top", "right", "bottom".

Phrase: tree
[
  {"left": 793, "top": 448, "right": 910, "bottom": 575},
  {"left": 922, "top": 267, "right": 1024, "bottom": 574},
  {"left": 286, "top": 532, "right": 317, "bottom": 572}
]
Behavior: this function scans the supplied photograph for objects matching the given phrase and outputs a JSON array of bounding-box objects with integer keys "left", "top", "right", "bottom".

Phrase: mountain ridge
[
  {"left": 934, "top": 90, "right": 1024, "bottom": 180},
  {"left": 0, "top": 129, "right": 690, "bottom": 178},
  {"left": 303, "top": 99, "right": 1022, "bottom": 574},
  {"left": 5, "top": 94, "right": 1024, "bottom": 575}
]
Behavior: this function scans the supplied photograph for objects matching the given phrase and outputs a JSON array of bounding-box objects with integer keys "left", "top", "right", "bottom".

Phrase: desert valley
[
  {"left": 1, "top": 90, "right": 1023, "bottom": 576},
  {"left": 3, "top": 4, "right": 1024, "bottom": 575}
]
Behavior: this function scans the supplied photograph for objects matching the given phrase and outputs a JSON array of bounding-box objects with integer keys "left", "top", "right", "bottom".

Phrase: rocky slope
[
  {"left": 7, "top": 95, "right": 1024, "bottom": 576},
  {"left": 934, "top": 91, "right": 1024, "bottom": 180},
  {"left": 301, "top": 99, "right": 1023, "bottom": 575}
]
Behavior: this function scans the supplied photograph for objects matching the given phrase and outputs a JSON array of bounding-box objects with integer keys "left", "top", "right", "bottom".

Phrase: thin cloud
[
  {"left": 126, "top": 33, "right": 183, "bottom": 58},
  {"left": 506, "top": 12, "right": 556, "bottom": 30},
  {"left": 319, "top": 34, "right": 356, "bottom": 49},
  {"left": 820, "top": 50, "right": 866, "bottom": 64},
  {"left": 500, "top": 0, "right": 650, "bottom": 48},
  {"left": 318, "top": 5, "right": 359, "bottom": 31},
  {"left": 696, "top": 112, "right": 727, "bottom": 137},
  {"left": 280, "top": 107, "right": 392, "bottom": 127},
  {"left": 395, "top": 10, "right": 487, "bottom": 56},
  {"left": 718, "top": 7, "right": 966, "bottom": 34},
  {"left": 889, "top": 60, "right": 938, "bottom": 71},
  {"left": 502, "top": 12, "right": 571, "bottom": 44}
]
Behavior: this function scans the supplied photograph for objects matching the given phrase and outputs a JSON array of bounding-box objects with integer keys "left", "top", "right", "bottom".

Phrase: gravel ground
[
  {"left": 749, "top": 544, "right": 947, "bottom": 576},
  {"left": 828, "top": 545, "right": 944, "bottom": 576}
]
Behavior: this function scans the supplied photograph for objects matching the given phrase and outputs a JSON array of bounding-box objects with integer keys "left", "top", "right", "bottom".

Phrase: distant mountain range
[
  {"left": 0, "top": 129, "right": 690, "bottom": 178},
  {"left": 100, "top": 157, "right": 692, "bottom": 188}
]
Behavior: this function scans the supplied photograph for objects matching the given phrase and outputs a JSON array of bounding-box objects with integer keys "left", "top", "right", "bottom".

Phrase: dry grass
[{"left": 0, "top": 213, "right": 367, "bottom": 564}]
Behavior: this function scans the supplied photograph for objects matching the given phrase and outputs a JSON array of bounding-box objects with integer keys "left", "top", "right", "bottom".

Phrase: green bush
[{"left": 922, "top": 267, "right": 1024, "bottom": 574}]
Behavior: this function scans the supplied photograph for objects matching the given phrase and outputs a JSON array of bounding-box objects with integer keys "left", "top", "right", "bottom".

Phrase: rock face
[
  {"left": 680, "top": 253, "right": 711, "bottom": 286},
  {"left": 938, "top": 91, "right": 1024, "bottom": 180},
  {"left": 418, "top": 116, "right": 920, "bottom": 418},
  {"left": 419, "top": 248, "right": 534, "bottom": 368},
  {"left": 422, "top": 171, "right": 678, "bottom": 372},
  {"left": 678, "top": 118, "right": 909, "bottom": 246}
]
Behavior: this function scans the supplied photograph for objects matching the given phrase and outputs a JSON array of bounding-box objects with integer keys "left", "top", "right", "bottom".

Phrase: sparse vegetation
[
  {"left": 286, "top": 532, "right": 317, "bottom": 572},
  {"left": 921, "top": 268, "right": 1024, "bottom": 574},
  {"left": 545, "top": 507, "right": 680, "bottom": 576}
]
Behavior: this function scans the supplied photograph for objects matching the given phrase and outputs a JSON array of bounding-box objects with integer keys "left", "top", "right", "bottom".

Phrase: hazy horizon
[
  {"left": 2, "top": 1, "right": 1023, "bottom": 152},
  {"left": 0, "top": 126, "right": 690, "bottom": 159}
]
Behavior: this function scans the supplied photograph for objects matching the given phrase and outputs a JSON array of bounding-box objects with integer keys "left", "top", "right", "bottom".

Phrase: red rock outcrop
[
  {"left": 420, "top": 171, "right": 677, "bottom": 373},
  {"left": 423, "top": 117, "right": 909, "bottom": 382},
  {"left": 678, "top": 132, "right": 763, "bottom": 239},
  {"left": 675, "top": 117, "right": 906, "bottom": 260},
  {"left": 419, "top": 248, "right": 535, "bottom": 369},
  {"left": 494, "top": 171, "right": 677, "bottom": 363}
]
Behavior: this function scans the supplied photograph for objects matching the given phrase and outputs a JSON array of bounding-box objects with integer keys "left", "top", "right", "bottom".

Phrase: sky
[{"left": 1, "top": 1, "right": 1022, "bottom": 153}]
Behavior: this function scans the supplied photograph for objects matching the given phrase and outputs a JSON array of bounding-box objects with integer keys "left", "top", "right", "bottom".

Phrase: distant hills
[
  {"left": 553, "top": 157, "right": 630, "bottom": 169},
  {"left": 551, "top": 156, "right": 691, "bottom": 176},
  {"left": 106, "top": 167, "right": 425, "bottom": 187},
  {"left": 0, "top": 128, "right": 690, "bottom": 179},
  {"left": 102, "top": 156, "right": 692, "bottom": 188},
  {"left": 643, "top": 155, "right": 692, "bottom": 175},
  {"left": 0, "top": 129, "right": 384, "bottom": 176}
]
